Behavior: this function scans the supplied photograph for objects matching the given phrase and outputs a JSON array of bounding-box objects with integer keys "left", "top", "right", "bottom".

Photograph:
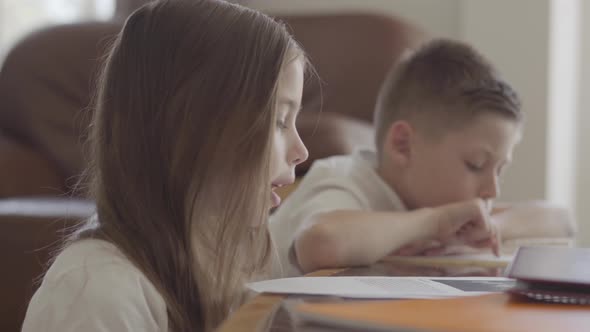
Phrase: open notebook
[
  {"left": 381, "top": 237, "right": 573, "bottom": 269},
  {"left": 506, "top": 246, "right": 590, "bottom": 305},
  {"left": 247, "top": 276, "right": 515, "bottom": 299}
]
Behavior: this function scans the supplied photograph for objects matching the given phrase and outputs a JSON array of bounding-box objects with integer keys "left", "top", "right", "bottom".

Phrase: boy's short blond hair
[{"left": 374, "top": 39, "right": 522, "bottom": 156}]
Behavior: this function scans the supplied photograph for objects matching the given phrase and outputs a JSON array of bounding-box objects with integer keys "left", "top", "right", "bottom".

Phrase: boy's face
[{"left": 389, "top": 112, "right": 522, "bottom": 210}]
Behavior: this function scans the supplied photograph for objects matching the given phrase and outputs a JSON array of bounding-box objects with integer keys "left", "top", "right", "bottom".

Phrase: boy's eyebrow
[{"left": 477, "top": 148, "right": 513, "bottom": 164}]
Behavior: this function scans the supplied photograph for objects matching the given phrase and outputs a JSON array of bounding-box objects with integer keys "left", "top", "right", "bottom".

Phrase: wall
[
  {"left": 460, "top": 0, "right": 587, "bottom": 244},
  {"left": 245, "top": 0, "right": 461, "bottom": 38},
  {"left": 460, "top": 0, "right": 551, "bottom": 203},
  {"left": 575, "top": 0, "right": 590, "bottom": 245},
  {"left": 248, "top": 0, "right": 552, "bottom": 201}
]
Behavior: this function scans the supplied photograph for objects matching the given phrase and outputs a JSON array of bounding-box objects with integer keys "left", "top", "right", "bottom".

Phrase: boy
[{"left": 270, "top": 39, "right": 574, "bottom": 277}]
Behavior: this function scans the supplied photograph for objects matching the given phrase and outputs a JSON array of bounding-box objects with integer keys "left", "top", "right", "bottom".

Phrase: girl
[{"left": 22, "top": 0, "right": 308, "bottom": 331}]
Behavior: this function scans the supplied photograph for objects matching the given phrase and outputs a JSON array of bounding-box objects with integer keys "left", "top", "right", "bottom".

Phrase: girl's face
[{"left": 269, "top": 57, "right": 308, "bottom": 208}]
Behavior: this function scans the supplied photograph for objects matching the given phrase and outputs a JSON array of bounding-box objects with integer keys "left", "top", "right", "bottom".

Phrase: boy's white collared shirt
[{"left": 269, "top": 148, "right": 405, "bottom": 277}]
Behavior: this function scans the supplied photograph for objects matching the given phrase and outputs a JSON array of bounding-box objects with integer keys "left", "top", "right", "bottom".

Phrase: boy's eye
[{"left": 465, "top": 161, "right": 483, "bottom": 172}]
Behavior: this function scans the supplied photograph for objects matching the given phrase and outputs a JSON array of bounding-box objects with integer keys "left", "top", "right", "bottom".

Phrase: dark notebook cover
[{"left": 506, "top": 246, "right": 590, "bottom": 304}]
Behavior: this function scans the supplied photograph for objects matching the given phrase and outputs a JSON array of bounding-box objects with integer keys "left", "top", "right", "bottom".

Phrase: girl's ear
[{"left": 383, "top": 120, "right": 414, "bottom": 167}]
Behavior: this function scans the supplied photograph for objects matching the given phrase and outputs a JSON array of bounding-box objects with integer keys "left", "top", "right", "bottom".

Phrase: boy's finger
[
  {"left": 438, "top": 199, "right": 487, "bottom": 237},
  {"left": 394, "top": 240, "right": 442, "bottom": 256},
  {"left": 469, "top": 238, "right": 493, "bottom": 248},
  {"left": 423, "top": 246, "right": 448, "bottom": 256},
  {"left": 491, "top": 225, "right": 501, "bottom": 257},
  {"left": 491, "top": 237, "right": 500, "bottom": 257}
]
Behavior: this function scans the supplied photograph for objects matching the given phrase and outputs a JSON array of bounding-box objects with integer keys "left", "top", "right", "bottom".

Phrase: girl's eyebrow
[{"left": 279, "top": 98, "right": 302, "bottom": 115}]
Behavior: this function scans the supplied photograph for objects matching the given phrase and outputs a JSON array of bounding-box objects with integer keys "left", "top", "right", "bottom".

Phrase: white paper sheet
[{"left": 247, "top": 276, "right": 515, "bottom": 299}]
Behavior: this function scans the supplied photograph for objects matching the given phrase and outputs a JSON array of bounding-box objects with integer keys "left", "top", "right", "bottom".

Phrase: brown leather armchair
[
  {"left": 0, "top": 23, "right": 122, "bottom": 198},
  {"left": 0, "top": 5, "right": 427, "bottom": 331},
  {"left": 0, "top": 9, "right": 427, "bottom": 198},
  {"left": 0, "top": 198, "right": 95, "bottom": 332}
]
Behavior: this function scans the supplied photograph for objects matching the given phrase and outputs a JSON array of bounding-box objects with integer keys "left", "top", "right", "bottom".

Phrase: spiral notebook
[{"left": 506, "top": 246, "right": 590, "bottom": 305}]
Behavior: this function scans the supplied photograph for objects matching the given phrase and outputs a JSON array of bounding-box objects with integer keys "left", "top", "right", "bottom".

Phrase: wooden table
[
  {"left": 217, "top": 269, "right": 341, "bottom": 332},
  {"left": 217, "top": 257, "right": 508, "bottom": 332}
]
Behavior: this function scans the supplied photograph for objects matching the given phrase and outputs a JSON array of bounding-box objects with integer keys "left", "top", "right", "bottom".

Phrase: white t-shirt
[
  {"left": 269, "top": 149, "right": 406, "bottom": 277},
  {"left": 22, "top": 239, "right": 168, "bottom": 332}
]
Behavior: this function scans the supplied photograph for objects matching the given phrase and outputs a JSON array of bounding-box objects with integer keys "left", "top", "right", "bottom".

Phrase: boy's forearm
[{"left": 293, "top": 209, "right": 436, "bottom": 273}]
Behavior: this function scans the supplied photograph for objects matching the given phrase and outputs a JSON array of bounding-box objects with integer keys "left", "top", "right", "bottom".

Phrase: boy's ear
[{"left": 385, "top": 120, "right": 414, "bottom": 166}]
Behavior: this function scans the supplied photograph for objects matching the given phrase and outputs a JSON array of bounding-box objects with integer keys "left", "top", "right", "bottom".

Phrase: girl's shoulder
[
  {"left": 43, "top": 238, "right": 158, "bottom": 297},
  {"left": 42, "top": 239, "right": 133, "bottom": 282},
  {"left": 23, "top": 239, "right": 168, "bottom": 331}
]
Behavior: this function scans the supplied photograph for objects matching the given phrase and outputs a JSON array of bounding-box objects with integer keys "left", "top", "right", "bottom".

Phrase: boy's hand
[
  {"left": 392, "top": 239, "right": 443, "bottom": 256},
  {"left": 422, "top": 244, "right": 489, "bottom": 256},
  {"left": 433, "top": 199, "right": 500, "bottom": 256}
]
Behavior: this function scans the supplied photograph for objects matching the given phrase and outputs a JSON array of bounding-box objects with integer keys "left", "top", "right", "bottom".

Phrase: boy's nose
[{"left": 480, "top": 174, "right": 499, "bottom": 200}]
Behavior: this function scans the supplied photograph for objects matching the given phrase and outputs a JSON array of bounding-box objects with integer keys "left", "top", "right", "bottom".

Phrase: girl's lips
[
  {"left": 272, "top": 178, "right": 294, "bottom": 188},
  {"left": 271, "top": 189, "right": 281, "bottom": 207},
  {"left": 270, "top": 179, "right": 294, "bottom": 207}
]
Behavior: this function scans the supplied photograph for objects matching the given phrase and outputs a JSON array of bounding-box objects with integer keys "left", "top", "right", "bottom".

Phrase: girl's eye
[{"left": 277, "top": 119, "right": 288, "bottom": 129}]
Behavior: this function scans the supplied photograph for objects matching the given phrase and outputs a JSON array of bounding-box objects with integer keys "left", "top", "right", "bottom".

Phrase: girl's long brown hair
[{"left": 74, "top": 0, "right": 302, "bottom": 330}]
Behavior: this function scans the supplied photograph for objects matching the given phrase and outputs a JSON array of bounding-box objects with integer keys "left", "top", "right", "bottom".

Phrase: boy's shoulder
[
  {"left": 290, "top": 148, "right": 403, "bottom": 211},
  {"left": 305, "top": 148, "right": 378, "bottom": 180}
]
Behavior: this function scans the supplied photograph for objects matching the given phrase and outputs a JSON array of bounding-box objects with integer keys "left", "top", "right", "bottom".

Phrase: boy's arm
[
  {"left": 491, "top": 200, "right": 576, "bottom": 240},
  {"left": 294, "top": 209, "right": 435, "bottom": 273},
  {"left": 294, "top": 199, "right": 495, "bottom": 274},
  {"left": 391, "top": 201, "right": 576, "bottom": 257}
]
